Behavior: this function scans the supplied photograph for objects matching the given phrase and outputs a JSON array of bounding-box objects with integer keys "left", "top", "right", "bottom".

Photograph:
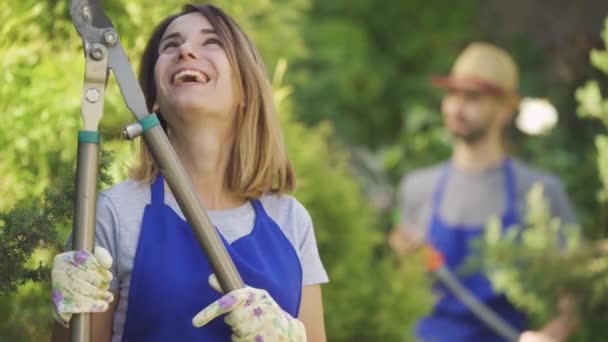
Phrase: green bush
[
  {"left": 0, "top": 1, "right": 433, "bottom": 340},
  {"left": 275, "top": 63, "right": 432, "bottom": 340}
]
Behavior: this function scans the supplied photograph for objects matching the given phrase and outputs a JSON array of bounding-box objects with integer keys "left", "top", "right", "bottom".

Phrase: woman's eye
[
  {"left": 161, "top": 41, "right": 179, "bottom": 51},
  {"left": 204, "top": 38, "right": 222, "bottom": 46}
]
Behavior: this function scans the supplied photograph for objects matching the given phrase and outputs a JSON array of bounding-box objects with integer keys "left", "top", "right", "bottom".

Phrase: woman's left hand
[{"left": 193, "top": 274, "right": 307, "bottom": 342}]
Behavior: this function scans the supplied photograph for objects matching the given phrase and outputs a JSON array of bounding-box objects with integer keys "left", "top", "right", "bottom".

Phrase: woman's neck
[{"left": 167, "top": 120, "right": 244, "bottom": 210}]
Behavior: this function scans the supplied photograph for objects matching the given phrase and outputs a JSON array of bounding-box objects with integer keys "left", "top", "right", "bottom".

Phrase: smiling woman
[{"left": 50, "top": 3, "right": 328, "bottom": 342}]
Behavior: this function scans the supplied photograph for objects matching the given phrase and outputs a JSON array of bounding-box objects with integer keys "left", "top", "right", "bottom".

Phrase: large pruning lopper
[
  {"left": 424, "top": 245, "right": 521, "bottom": 341},
  {"left": 69, "top": 1, "right": 245, "bottom": 341}
]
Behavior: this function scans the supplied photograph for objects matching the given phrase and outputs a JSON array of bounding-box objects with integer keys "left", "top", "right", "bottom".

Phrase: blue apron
[
  {"left": 416, "top": 158, "right": 527, "bottom": 342},
  {"left": 122, "top": 175, "right": 302, "bottom": 341}
]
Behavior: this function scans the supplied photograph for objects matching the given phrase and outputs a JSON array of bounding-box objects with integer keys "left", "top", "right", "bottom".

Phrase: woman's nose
[{"left": 177, "top": 42, "right": 198, "bottom": 61}]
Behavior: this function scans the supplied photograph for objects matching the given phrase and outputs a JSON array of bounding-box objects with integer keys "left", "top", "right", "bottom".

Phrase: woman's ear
[{"left": 152, "top": 102, "right": 168, "bottom": 133}]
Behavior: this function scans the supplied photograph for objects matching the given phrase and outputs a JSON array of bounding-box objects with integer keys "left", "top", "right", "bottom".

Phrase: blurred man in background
[{"left": 389, "top": 42, "right": 577, "bottom": 342}]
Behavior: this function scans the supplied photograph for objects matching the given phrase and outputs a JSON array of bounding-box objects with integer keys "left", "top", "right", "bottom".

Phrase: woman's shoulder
[
  {"left": 97, "top": 178, "right": 151, "bottom": 214},
  {"left": 258, "top": 193, "right": 312, "bottom": 231},
  {"left": 257, "top": 194, "right": 324, "bottom": 272},
  {"left": 102, "top": 178, "right": 149, "bottom": 196}
]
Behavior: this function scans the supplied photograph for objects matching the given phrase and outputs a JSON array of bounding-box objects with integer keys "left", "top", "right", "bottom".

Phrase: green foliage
[
  {"left": 286, "top": 114, "right": 433, "bottom": 340},
  {"left": 576, "top": 18, "right": 608, "bottom": 205},
  {"left": 472, "top": 185, "right": 581, "bottom": 319},
  {"left": 290, "top": 0, "right": 476, "bottom": 147},
  {"left": 0, "top": 151, "right": 114, "bottom": 295},
  {"left": 576, "top": 81, "right": 608, "bottom": 125},
  {"left": 590, "top": 19, "right": 608, "bottom": 76},
  {"left": 0, "top": 190, "right": 65, "bottom": 295},
  {"left": 382, "top": 103, "right": 452, "bottom": 183},
  {"left": 0, "top": 281, "right": 55, "bottom": 342},
  {"left": 277, "top": 62, "right": 433, "bottom": 341},
  {"left": 470, "top": 17, "right": 608, "bottom": 340},
  {"left": 472, "top": 184, "right": 608, "bottom": 338},
  {"left": 0, "top": 151, "right": 114, "bottom": 341},
  {"left": 1, "top": 1, "right": 80, "bottom": 208}
]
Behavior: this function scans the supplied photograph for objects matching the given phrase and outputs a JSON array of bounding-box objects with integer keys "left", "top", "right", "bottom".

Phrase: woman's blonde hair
[{"left": 131, "top": 3, "right": 295, "bottom": 198}]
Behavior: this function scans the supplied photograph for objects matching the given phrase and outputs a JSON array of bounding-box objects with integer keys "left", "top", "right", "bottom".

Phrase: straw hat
[{"left": 432, "top": 42, "right": 519, "bottom": 100}]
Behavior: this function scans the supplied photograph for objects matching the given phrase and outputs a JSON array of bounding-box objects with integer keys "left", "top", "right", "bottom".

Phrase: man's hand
[
  {"left": 519, "top": 331, "right": 557, "bottom": 342},
  {"left": 519, "top": 293, "right": 577, "bottom": 342},
  {"left": 388, "top": 225, "right": 423, "bottom": 255}
]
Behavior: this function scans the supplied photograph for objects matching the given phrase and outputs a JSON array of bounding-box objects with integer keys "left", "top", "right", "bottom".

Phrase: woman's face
[{"left": 154, "top": 12, "right": 237, "bottom": 124}]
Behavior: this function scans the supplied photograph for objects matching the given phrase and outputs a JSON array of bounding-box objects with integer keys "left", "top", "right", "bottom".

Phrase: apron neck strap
[
  {"left": 431, "top": 161, "right": 452, "bottom": 213},
  {"left": 151, "top": 173, "right": 165, "bottom": 206},
  {"left": 503, "top": 158, "right": 517, "bottom": 217},
  {"left": 250, "top": 198, "right": 268, "bottom": 219}
]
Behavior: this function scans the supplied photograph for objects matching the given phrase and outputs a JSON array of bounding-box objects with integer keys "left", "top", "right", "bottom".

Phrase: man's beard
[{"left": 450, "top": 124, "right": 490, "bottom": 145}]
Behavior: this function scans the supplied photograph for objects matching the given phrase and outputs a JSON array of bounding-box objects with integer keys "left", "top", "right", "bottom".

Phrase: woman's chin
[{"left": 168, "top": 103, "right": 232, "bottom": 121}]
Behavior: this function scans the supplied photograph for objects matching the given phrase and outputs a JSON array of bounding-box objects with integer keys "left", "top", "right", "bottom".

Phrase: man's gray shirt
[{"left": 398, "top": 159, "right": 576, "bottom": 240}]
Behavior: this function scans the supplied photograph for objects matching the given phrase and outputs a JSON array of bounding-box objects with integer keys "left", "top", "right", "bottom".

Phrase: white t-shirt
[{"left": 89, "top": 178, "right": 328, "bottom": 341}]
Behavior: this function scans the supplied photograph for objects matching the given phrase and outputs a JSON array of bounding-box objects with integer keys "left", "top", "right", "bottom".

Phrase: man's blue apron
[
  {"left": 416, "top": 159, "right": 527, "bottom": 341},
  {"left": 122, "top": 175, "right": 302, "bottom": 341}
]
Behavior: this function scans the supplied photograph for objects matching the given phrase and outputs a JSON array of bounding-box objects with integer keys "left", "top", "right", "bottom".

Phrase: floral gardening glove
[
  {"left": 192, "top": 274, "right": 307, "bottom": 342},
  {"left": 51, "top": 247, "right": 114, "bottom": 327}
]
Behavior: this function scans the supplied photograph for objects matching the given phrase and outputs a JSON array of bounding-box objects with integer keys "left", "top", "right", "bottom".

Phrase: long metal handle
[
  {"left": 142, "top": 125, "right": 245, "bottom": 291},
  {"left": 70, "top": 44, "right": 106, "bottom": 342},
  {"left": 71, "top": 140, "right": 100, "bottom": 342},
  {"left": 435, "top": 266, "right": 521, "bottom": 341},
  {"left": 104, "top": 14, "right": 244, "bottom": 293},
  {"left": 424, "top": 245, "right": 520, "bottom": 341}
]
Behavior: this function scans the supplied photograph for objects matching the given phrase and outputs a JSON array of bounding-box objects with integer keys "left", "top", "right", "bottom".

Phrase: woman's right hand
[{"left": 51, "top": 247, "right": 115, "bottom": 327}]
